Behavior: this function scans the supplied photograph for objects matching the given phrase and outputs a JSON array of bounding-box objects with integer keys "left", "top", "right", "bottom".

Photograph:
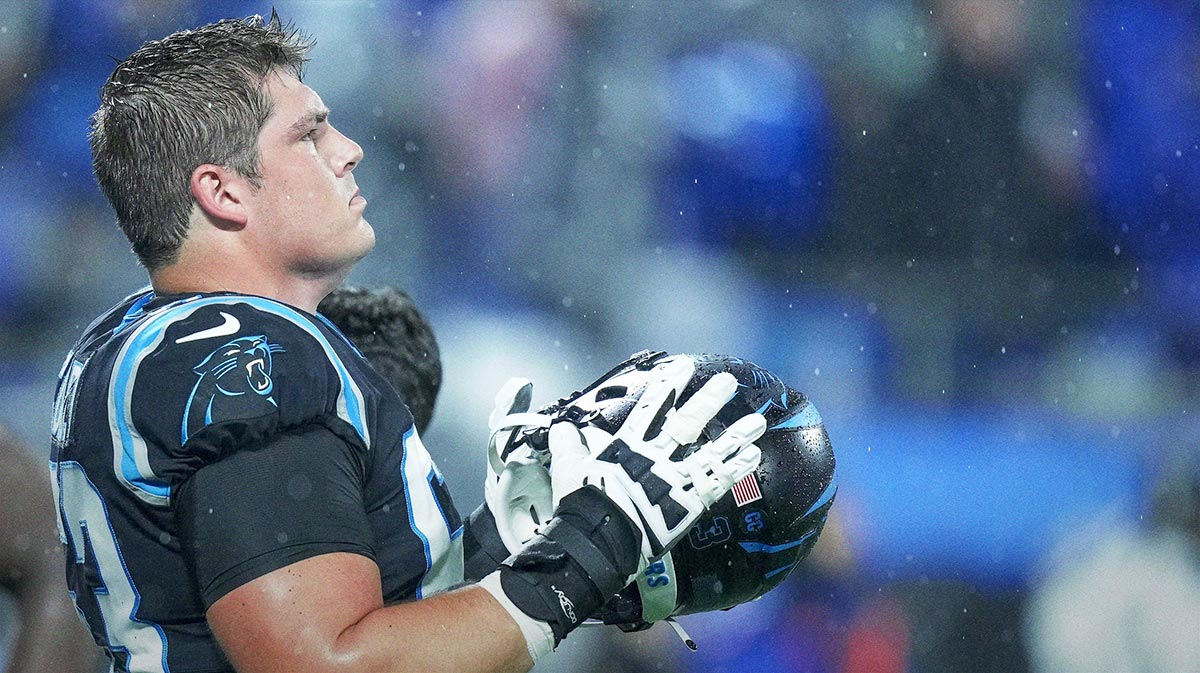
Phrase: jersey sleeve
[
  {"left": 175, "top": 423, "right": 376, "bottom": 607},
  {"left": 110, "top": 296, "right": 378, "bottom": 503}
]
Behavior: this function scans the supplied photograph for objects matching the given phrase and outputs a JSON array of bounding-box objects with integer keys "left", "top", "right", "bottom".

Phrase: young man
[{"left": 50, "top": 14, "right": 765, "bottom": 673}]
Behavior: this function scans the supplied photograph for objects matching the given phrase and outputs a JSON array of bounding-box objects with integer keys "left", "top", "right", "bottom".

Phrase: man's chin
[
  {"left": 337, "top": 220, "right": 376, "bottom": 264},
  {"left": 296, "top": 239, "right": 375, "bottom": 277},
  {"left": 349, "top": 221, "right": 377, "bottom": 263}
]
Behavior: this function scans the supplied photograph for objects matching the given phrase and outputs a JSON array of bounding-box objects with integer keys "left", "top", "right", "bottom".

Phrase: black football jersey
[{"left": 49, "top": 289, "right": 463, "bottom": 672}]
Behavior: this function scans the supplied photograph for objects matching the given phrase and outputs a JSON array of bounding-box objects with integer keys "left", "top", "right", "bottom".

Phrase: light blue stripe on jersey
[
  {"left": 233, "top": 296, "right": 370, "bottom": 448},
  {"left": 313, "top": 311, "right": 364, "bottom": 359},
  {"left": 109, "top": 295, "right": 370, "bottom": 505},
  {"left": 399, "top": 426, "right": 433, "bottom": 599},
  {"left": 109, "top": 295, "right": 200, "bottom": 505}
]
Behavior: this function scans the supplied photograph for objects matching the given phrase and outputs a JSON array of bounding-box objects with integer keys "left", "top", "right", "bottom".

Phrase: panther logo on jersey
[{"left": 182, "top": 336, "right": 285, "bottom": 443}]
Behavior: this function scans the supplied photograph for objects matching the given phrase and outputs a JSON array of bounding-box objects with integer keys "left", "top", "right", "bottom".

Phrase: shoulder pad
[{"left": 111, "top": 295, "right": 373, "bottom": 499}]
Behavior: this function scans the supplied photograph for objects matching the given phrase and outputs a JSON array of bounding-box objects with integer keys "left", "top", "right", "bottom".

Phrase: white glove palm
[
  {"left": 548, "top": 357, "right": 765, "bottom": 560},
  {"left": 484, "top": 378, "right": 554, "bottom": 553}
]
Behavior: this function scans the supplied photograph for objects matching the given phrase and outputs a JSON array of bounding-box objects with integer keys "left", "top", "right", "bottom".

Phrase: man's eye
[{"left": 303, "top": 129, "right": 318, "bottom": 141}]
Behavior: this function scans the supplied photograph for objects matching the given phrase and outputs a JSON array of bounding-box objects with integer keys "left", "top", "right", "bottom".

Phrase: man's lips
[{"left": 350, "top": 188, "right": 365, "bottom": 205}]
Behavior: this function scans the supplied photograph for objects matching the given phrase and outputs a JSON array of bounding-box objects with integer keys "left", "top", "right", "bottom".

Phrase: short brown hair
[
  {"left": 90, "top": 12, "right": 313, "bottom": 269},
  {"left": 317, "top": 286, "right": 443, "bottom": 434}
]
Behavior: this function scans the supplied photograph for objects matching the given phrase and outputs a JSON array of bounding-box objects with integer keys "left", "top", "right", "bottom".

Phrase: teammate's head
[
  {"left": 318, "top": 286, "right": 442, "bottom": 434},
  {"left": 90, "top": 12, "right": 313, "bottom": 270}
]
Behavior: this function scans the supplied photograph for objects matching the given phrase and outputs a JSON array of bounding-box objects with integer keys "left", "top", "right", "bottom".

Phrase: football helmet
[{"left": 519, "top": 350, "right": 837, "bottom": 632}]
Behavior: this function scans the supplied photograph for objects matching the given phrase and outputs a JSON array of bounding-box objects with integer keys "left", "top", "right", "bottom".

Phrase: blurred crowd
[{"left": 1, "top": 1, "right": 1198, "bottom": 671}]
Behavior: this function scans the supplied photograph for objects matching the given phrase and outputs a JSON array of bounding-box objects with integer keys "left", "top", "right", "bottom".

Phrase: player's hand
[
  {"left": 547, "top": 357, "right": 766, "bottom": 560},
  {"left": 484, "top": 378, "right": 554, "bottom": 553}
]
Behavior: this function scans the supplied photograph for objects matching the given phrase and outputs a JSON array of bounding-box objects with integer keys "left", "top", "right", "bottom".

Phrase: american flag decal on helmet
[{"left": 732, "top": 473, "right": 763, "bottom": 507}]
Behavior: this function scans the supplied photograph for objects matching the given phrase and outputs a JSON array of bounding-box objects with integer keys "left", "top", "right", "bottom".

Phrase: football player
[{"left": 50, "top": 12, "right": 766, "bottom": 673}]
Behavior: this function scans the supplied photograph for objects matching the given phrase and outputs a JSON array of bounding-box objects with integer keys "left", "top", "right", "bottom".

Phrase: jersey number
[
  {"left": 400, "top": 430, "right": 464, "bottom": 598},
  {"left": 54, "top": 462, "right": 168, "bottom": 672}
]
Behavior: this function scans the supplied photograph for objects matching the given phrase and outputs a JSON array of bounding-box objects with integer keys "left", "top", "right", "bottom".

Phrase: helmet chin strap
[
  {"left": 579, "top": 615, "right": 698, "bottom": 651},
  {"left": 665, "top": 618, "right": 698, "bottom": 651}
]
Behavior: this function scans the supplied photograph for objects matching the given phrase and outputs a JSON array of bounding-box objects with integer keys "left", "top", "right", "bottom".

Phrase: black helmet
[{"left": 533, "top": 350, "right": 837, "bottom": 631}]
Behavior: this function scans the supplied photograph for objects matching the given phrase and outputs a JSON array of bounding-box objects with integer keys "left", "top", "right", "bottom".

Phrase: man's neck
[{"left": 150, "top": 261, "right": 343, "bottom": 313}]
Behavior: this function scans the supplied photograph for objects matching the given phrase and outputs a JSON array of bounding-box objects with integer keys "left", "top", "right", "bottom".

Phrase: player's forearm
[
  {"left": 331, "top": 585, "right": 532, "bottom": 673},
  {"left": 255, "top": 488, "right": 636, "bottom": 672}
]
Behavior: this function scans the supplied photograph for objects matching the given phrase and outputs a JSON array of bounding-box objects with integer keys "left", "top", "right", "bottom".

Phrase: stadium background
[{"left": 1, "top": 1, "right": 1197, "bottom": 671}]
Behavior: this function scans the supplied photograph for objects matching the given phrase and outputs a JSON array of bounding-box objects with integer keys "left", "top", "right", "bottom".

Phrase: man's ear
[{"left": 190, "top": 164, "right": 251, "bottom": 228}]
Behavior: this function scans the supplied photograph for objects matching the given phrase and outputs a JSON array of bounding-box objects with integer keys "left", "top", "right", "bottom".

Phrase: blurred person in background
[
  {"left": 818, "top": 0, "right": 1109, "bottom": 404},
  {"left": 0, "top": 425, "right": 99, "bottom": 673},
  {"left": 1024, "top": 457, "right": 1200, "bottom": 672}
]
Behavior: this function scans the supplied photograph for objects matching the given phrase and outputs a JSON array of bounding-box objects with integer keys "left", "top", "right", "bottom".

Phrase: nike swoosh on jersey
[{"left": 175, "top": 312, "right": 241, "bottom": 344}]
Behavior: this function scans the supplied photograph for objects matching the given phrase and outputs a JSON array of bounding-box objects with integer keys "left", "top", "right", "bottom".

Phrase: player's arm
[
  {"left": 207, "top": 553, "right": 532, "bottom": 673},
  {"left": 0, "top": 427, "right": 99, "bottom": 673},
  {"left": 179, "top": 423, "right": 535, "bottom": 673}
]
